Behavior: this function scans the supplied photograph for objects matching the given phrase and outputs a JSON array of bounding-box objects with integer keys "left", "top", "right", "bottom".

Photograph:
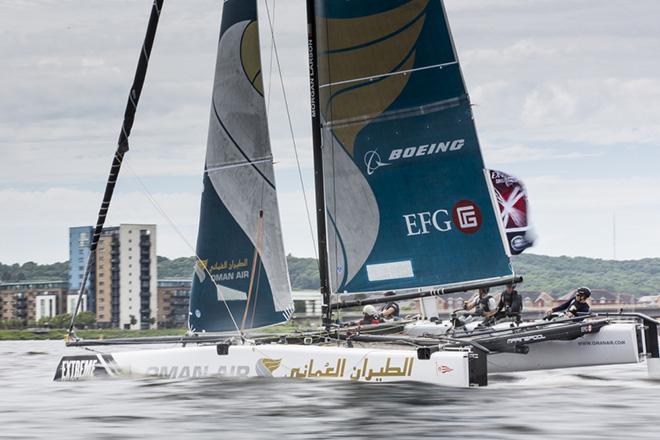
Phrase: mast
[
  {"left": 305, "top": 0, "right": 332, "bottom": 329},
  {"left": 67, "top": 0, "right": 165, "bottom": 338}
]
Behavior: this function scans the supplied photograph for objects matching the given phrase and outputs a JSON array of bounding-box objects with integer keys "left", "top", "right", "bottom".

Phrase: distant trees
[
  {"left": 511, "top": 254, "right": 660, "bottom": 296},
  {"left": 0, "top": 261, "right": 67, "bottom": 282},
  {"left": 2, "top": 254, "right": 659, "bottom": 297},
  {"left": 36, "top": 312, "right": 96, "bottom": 329},
  {"left": 286, "top": 255, "right": 319, "bottom": 290}
]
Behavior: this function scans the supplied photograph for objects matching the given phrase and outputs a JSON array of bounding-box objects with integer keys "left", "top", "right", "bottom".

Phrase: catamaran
[{"left": 54, "top": 0, "right": 659, "bottom": 387}]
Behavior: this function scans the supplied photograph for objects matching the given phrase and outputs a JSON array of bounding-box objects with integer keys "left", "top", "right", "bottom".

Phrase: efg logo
[
  {"left": 452, "top": 200, "right": 482, "bottom": 234},
  {"left": 364, "top": 138, "right": 465, "bottom": 175},
  {"left": 403, "top": 200, "right": 482, "bottom": 236}
]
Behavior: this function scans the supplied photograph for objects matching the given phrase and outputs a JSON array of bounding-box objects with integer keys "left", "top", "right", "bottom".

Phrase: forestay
[
  {"left": 189, "top": 0, "right": 293, "bottom": 332},
  {"left": 313, "top": 0, "right": 513, "bottom": 294}
]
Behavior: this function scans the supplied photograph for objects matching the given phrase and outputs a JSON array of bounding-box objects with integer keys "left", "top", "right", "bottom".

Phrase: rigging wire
[
  {"left": 262, "top": 0, "right": 318, "bottom": 262},
  {"left": 123, "top": 160, "right": 243, "bottom": 337},
  {"left": 265, "top": 0, "right": 276, "bottom": 115}
]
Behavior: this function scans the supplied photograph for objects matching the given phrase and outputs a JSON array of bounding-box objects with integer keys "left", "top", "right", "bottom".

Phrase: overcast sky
[{"left": 1, "top": 0, "right": 659, "bottom": 264}]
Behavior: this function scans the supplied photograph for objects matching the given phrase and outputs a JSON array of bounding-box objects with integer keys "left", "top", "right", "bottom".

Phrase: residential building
[
  {"left": 0, "top": 281, "right": 68, "bottom": 322},
  {"left": 157, "top": 279, "right": 191, "bottom": 328},
  {"left": 68, "top": 224, "right": 158, "bottom": 329},
  {"left": 68, "top": 226, "right": 95, "bottom": 311}
]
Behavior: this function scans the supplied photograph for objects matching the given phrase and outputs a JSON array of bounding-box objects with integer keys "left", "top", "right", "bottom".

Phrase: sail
[
  {"left": 313, "top": 0, "right": 513, "bottom": 293},
  {"left": 189, "top": 0, "right": 293, "bottom": 332},
  {"left": 489, "top": 169, "right": 536, "bottom": 255}
]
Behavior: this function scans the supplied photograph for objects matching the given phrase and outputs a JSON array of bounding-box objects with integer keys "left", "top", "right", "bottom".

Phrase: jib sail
[
  {"left": 313, "top": 0, "right": 513, "bottom": 293},
  {"left": 189, "top": 0, "right": 293, "bottom": 332}
]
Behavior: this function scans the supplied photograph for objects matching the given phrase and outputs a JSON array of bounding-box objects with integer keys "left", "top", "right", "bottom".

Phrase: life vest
[
  {"left": 501, "top": 291, "right": 522, "bottom": 314},
  {"left": 476, "top": 295, "right": 493, "bottom": 313}
]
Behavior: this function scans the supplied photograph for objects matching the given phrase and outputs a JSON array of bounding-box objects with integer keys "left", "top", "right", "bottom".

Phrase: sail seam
[
  {"left": 326, "top": 96, "right": 462, "bottom": 128},
  {"left": 211, "top": 98, "right": 275, "bottom": 190},
  {"left": 320, "top": 61, "right": 457, "bottom": 89},
  {"left": 205, "top": 157, "right": 273, "bottom": 174}
]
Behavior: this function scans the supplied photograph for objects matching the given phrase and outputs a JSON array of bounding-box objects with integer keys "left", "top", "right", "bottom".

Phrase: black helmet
[{"left": 576, "top": 287, "right": 591, "bottom": 298}]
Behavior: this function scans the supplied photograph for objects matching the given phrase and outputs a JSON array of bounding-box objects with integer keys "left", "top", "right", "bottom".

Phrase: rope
[
  {"left": 241, "top": 210, "right": 265, "bottom": 331},
  {"left": 262, "top": 0, "right": 318, "bottom": 261},
  {"left": 124, "top": 160, "right": 243, "bottom": 336}
]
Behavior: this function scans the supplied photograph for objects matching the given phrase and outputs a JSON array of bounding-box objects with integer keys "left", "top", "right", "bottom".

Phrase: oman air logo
[
  {"left": 364, "top": 150, "right": 390, "bottom": 175},
  {"left": 438, "top": 365, "right": 454, "bottom": 375},
  {"left": 452, "top": 200, "right": 482, "bottom": 234}
]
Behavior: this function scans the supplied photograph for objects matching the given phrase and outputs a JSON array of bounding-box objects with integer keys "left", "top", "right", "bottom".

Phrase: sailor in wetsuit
[
  {"left": 493, "top": 284, "right": 523, "bottom": 322},
  {"left": 546, "top": 287, "right": 592, "bottom": 318},
  {"left": 379, "top": 291, "right": 400, "bottom": 320}
]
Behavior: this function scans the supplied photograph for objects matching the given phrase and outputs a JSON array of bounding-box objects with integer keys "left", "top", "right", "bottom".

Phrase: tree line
[{"left": 3, "top": 254, "right": 659, "bottom": 297}]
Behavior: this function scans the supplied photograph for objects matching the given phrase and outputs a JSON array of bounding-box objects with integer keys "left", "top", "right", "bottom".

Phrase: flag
[{"left": 489, "top": 169, "right": 536, "bottom": 255}]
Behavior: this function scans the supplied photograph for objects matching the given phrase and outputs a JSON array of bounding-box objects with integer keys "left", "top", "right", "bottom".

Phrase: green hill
[
  {"left": 511, "top": 254, "right": 660, "bottom": 296},
  {"left": 3, "top": 254, "right": 659, "bottom": 297}
]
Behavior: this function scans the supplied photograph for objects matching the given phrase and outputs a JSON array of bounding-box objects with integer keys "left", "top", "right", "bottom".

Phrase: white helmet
[{"left": 363, "top": 305, "right": 377, "bottom": 316}]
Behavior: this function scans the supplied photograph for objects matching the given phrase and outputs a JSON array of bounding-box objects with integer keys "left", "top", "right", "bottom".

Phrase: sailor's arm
[{"left": 550, "top": 297, "right": 573, "bottom": 313}]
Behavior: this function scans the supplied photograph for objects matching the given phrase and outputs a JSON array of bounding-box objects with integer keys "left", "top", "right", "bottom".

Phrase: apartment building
[
  {"left": 0, "top": 281, "right": 68, "bottom": 322},
  {"left": 157, "top": 279, "right": 191, "bottom": 328},
  {"left": 69, "top": 224, "right": 158, "bottom": 329}
]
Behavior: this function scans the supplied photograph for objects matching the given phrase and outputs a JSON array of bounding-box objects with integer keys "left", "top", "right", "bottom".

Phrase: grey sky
[{"left": 1, "top": 0, "right": 659, "bottom": 264}]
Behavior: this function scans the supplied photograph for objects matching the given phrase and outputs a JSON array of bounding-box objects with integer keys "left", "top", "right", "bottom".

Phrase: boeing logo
[
  {"left": 364, "top": 150, "right": 390, "bottom": 175},
  {"left": 363, "top": 139, "right": 465, "bottom": 175}
]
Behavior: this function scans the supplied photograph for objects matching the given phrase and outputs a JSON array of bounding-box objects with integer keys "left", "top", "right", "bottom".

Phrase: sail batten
[
  {"left": 320, "top": 61, "right": 458, "bottom": 89},
  {"left": 313, "top": 0, "right": 514, "bottom": 295},
  {"left": 188, "top": 0, "right": 292, "bottom": 333}
]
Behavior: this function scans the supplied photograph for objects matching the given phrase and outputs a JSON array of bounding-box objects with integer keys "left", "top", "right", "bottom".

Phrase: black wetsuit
[
  {"left": 552, "top": 296, "right": 590, "bottom": 316},
  {"left": 380, "top": 302, "right": 400, "bottom": 318},
  {"left": 494, "top": 290, "right": 523, "bottom": 320}
]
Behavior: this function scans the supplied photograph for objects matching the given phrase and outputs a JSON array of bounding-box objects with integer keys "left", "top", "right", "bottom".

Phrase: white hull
[
  {"left": 405, "top": 319, "right": 642, "bottom": 372},
  {"left": 55, "top": 343, "right": 482, "bottom": 388},
  {"left": 487, "top": 323, "right": 639, "bottom": 372}
]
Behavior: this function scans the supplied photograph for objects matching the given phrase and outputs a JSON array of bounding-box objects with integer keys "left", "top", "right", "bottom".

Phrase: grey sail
[{"left": 189, "top": 0, "right": 293, "bottom": 332}]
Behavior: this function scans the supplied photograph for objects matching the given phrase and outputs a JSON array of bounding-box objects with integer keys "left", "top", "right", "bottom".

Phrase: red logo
[
  {"left": 452, "top": 200, "right": 482, "bottom": 234},
  {"left": 439, "top": 365, "right": 453, "bottom": 374}
]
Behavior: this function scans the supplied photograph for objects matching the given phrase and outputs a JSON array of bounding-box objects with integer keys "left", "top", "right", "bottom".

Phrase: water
[{"left": 1, "top": 341, "right": 658, "bottom": 439}]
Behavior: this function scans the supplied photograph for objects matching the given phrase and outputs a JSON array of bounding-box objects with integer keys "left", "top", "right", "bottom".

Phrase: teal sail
[
  {"left": 314, "top": 0, "right": 513, "bottom": 293},
  {"left": 189, "top": 0, "right": 293, "bottom": 332}
]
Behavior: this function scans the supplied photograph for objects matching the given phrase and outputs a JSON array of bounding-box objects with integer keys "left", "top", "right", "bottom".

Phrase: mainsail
[
  {"left": 313, "top": 0, "right": 514, "bottom": 294},
  {"left": 189, "top": 0, "right": 293, "bottom": 332}
]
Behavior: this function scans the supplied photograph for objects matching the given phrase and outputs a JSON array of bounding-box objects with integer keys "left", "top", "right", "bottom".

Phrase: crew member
[
  {"left": 464, "top": 288, "right": 497, "bottom": 319},
  {"left": 358, "top": 305, "right": 382, "bottom": 325},
  {"left": 546, "top": 287, "right": 591, "bottom": 318},
  {"left": 379, "top": 291, "right": 400, "bottom": 320},
  {"left": 493, "top": 284, "right": 523, "bottom": 321}
]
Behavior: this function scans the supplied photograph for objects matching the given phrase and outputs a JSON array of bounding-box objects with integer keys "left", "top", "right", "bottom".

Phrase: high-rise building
[
  {"left": 68, "top": 226, "right": 95, "bottom": 311},
  {"left": 69, "top": 224, "right": 158, "bottom": 329}
]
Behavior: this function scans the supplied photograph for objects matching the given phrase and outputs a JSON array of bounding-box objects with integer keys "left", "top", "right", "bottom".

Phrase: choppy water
[{"left": 1, "top": 341, "right": 659, "bottom": 439}]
